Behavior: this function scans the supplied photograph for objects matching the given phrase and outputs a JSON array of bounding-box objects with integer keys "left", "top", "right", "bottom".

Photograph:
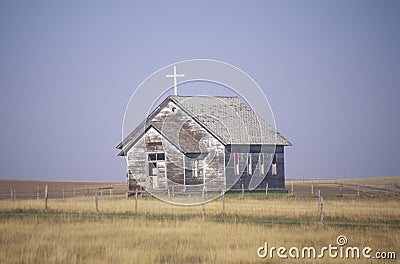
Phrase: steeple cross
[{"left": 166, "top": 65, "right": 185, "bottom": 96}]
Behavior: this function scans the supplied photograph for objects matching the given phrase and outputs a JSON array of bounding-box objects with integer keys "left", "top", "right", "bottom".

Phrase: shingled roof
[{"left": 117, "top": 96, "right": 291, "bottom": 156}]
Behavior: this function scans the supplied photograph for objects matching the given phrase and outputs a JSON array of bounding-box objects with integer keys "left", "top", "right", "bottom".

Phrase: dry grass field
[
  {"left": 0, "top": 180, "right": 126, "bottom": 200},
  {"left": 0, "top": 177, "right": 399, "bottom": 263}
]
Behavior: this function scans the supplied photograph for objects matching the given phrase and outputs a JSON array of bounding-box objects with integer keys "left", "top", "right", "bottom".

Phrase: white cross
[{"left": 166, "top": 65, "right": 185, "bottom": 96}]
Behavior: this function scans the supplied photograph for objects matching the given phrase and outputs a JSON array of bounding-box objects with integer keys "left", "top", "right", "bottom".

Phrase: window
[
  {"left": 184, "top": 158, "right": 204, "bottom": 184},
  {"left": 147, "top": 153, "right": 165, "bottom": 189},
  {"left": 272, "top": 154, "right": 277, "bottom": 175},
  {"left": 149, "top": 153, "right": 164, "bottom": 161},
  {"left": 193, "top": 160, "right": 199, "bottom": 177},
  {"left": 147, "top": 153, "right": 165, "bottom": 177},
  {"left": 248, "top": 155, "right": 252, "bottom": 175},
  {"left": 148, "top": 153, "right": 157, "bottom": 161},
  {"left": 260, "top": 153, "right": 265, "bottom": 175},
  {"left": 234, "top": 153, "right": 239, "bottom": 175}
]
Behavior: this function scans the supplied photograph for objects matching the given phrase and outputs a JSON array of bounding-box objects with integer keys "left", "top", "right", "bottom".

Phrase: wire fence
[
  {"left": 285, "top": 180, "right": 400, "bottom": 197},
  {"left": 0, "top": 183, "right": 127, "bottom": 201},
  {"left": 0, "top": 179, "right": 399, "bottom": 201}
]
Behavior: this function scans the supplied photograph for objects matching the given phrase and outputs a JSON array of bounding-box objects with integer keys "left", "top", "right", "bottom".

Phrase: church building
[{"left": 117, "top": 95, "right": 291, "bottom": 195}]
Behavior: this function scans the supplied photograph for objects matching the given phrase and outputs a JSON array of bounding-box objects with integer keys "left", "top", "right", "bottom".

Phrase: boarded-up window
[
  {"left": 272, "top": 154, "right": 277, "bottom": 175},
  {"left": 248, "top": 155, "right": 252, "bottom": 175},
  {"left": 260, "top": 153, "right": 265, "bottom": 175},
  {"left": 184, "top": 158, "right": 204, "bottom": 181},
  {"left": 193, "top": 160, "right": 199, "bottom": 177},
  {"left": 234, "top": 153, "right": 239, "bottom": 175}
]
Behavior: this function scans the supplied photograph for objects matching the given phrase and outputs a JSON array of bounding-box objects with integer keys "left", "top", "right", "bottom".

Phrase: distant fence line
[
  {"left": 285, "top": 181, "right": 400, "bottom": 197},
  {"left": 0, "top": 181, "right": 399, "bottom": 201},
  {"left": 0, "top": 184, "right": 127, "bottom": 201}
]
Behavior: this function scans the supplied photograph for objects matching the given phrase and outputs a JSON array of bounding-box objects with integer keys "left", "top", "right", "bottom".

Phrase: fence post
[
  {"left": 37, "top": 186, "right": 40, "bottom": 200},
  {"left": 13, "top": 189, "right": 16, "bottom": 200},
  {"left": 73, "top": 188, "right": 76, "bottom": 197},
  {"left": 44, "top": 185, "right": 48, "bottom": 211},
  {"left": 340, "top": 184, "right": 343, "bottom": 196},
  {"left": 357, "top": 184, "right": 360, "bottom": 197},
  {"left": 241, "top": 183, "right": 244, "bottom": 200},
  {"left": 320, "top": 196, "right": 324, "bottom": 223},
  {"left": 317, "top": 190, "right": 324, "bottom": 223},
  {"left": 291, "top": 182, "right": 294, "bottom": 197},
  {"left": 317, "top": 190, "right": 320, "bottom": 215},
  {"left": 134, "top": 189, "right": 138, "bottom": 213},
  {"left": 62, "top": 189, "right": 65, "bottom": 200},
  {"left": 265, "top": 183, "right": 269, "bottom": 199},
  {"left": 202, "top": 187, "right": 206, "bottom": 219},
  {"left": 311, "top": 184, "right": 314, "bottom": 195},
  {"left": 110, "top": 186, "right": 113, "bottom": 197},
  {"left": 10, "top": 189, "right": 13, "bottom": 201},
  {"left": 100, "top": 188, "right": 103, "bottom": 198},
  {"left": 95, "top": 192, "right": 99, "bottom": 219}
]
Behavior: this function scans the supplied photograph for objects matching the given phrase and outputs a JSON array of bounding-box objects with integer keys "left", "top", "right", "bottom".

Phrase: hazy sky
[{"left": 0, "top": 1, "right": 399, "bottom": 181}]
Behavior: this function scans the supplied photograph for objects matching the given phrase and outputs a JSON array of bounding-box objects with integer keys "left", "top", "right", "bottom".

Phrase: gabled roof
[
  {"left": 117, "top": 96, "right": 291, "bottom": 156},
  {"left": 171, "top": 96, "right": 291, "bottom": 146}
]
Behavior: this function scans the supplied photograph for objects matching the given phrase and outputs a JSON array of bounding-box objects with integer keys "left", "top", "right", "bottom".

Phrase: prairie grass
[
  {"left": 0, "top": 193, "right": 399, "bottom": 263},
  {"left": 1, "top": 193, "right": 399, "bottom": 224}
]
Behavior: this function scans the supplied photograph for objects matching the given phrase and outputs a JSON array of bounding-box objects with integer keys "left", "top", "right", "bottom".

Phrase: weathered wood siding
[
  {"left": 258, "top": 146, "right": 285, "bottom": 190},
  {"left": 127, "top": 128, "right": 158, "bottom": 188},
  {"left": 127, "top": 99, "right": 226, "bottom": 191},
  {"left": 226, "top": 145, "right": 286, "bottom": 190},
  {"left": 151, "top": 100, "right": 226, "bottom": 190},
  {"left": 126, "top": 135, "right": 146, "bottom": 188}
]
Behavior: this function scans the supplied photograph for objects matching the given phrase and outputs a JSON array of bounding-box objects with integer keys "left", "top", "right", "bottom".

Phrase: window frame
[
  {"left": 234, "top": 153, "right": 240, "bottom": 175},
  {"left": 248, "top": 154, "right": 252, "bottom": 175},
  {"left": 147, "top": 152, "right": 167, "bottom": 181},
  {"left": 260, "top": 153, "right": 265, "bottom": 175},
  {"left": 272, "top": 154, "right": 277, "bottom": 176}
]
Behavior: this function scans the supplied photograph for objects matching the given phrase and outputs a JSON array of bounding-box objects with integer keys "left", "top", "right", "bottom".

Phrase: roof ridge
[{"left": 170, "top": 95, "right": 240, "bottom": 98}]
